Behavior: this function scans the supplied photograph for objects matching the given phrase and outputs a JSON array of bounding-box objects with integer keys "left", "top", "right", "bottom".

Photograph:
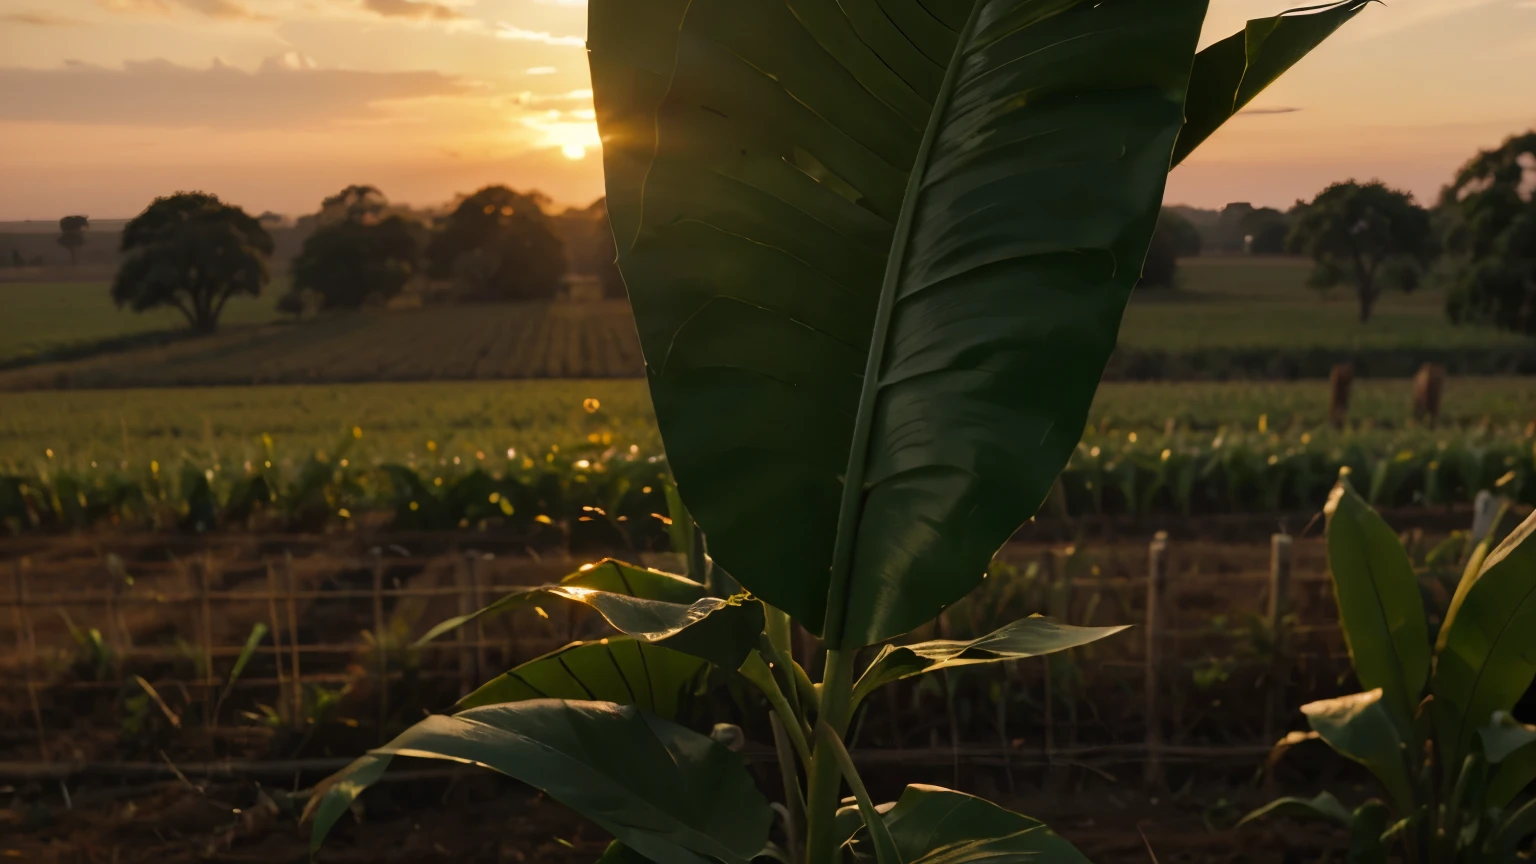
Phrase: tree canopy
[
  {"left": 428, "top": 186, "right": 565, "bottom": 302},
  {"left": 57, "top": 215, "right": 88, "bottom": 265},
  {"left": 288, "top": 186, "right": 420, "bottom": 311},
  {"left": 112, "top": 192, "right": 273, "bottom": 333},
  {"left": 1440, "top": 131, "right": 1536, "bottom": 336},
  {"left": 554, "top": 198, "right": 625, "bottom": 300},
  {"left": 1287, "top": 181, "right": 1434, "bottom": 322},
  {"left": 1139, "top": 209, "right": 1202, "bottom": 289}
]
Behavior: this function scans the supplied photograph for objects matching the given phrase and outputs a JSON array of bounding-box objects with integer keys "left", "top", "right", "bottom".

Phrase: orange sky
[{"left": 0, "top": 0, "right": 1531, "bottom": 220}]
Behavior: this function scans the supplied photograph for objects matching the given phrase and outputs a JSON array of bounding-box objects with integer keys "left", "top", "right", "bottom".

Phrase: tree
[
  {"left": 288, "top": 186, "right": 420, "bottom": 311},
  {"left": 427, "top": 186, "right": 564, "bottom": 302},
  {"left": 112, "top": 192, "right": 273, "bottom": 334},
  {"left": 1440, "top": 132, "right": 1536, "bottom": 335},
  {"left": 553, "top": 198, "right": 626, "bottom": 300},
  {"left": 1241, "top": 206, "right": 1288, "bottom": 254},
  {"left": 1287, "top": 181, "right": 1434, "bottom": 322},
  {"left": 1139, "top": 208, "right": 1202, "bottom": 289},
  {"left": 57, "top": 215, "right": 88, "bottom": 265}
]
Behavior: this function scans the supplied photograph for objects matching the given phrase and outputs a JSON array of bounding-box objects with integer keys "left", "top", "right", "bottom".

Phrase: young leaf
[
  {"left": 850, "top": 617, "right": 1127, "bottom": 707},
  {"left": 1323, "top": 479, "right": 1431, "bottom": 736},
  {"left": 1482, "top": 716, "right": 1536, "bottom": 809},
  {"left": 1238, "top": 791, "right": 1355, "bottom": 829},
  {"left": 1173, "top": 1, "right": 1373, "bottom": 166},
  {"left": 592, "top": 0, "right": 1217, "bottom": 649},
  {"left": 1302, "top": 690, "right": 1415, "bottom": 814},
  {"left": 817, "top": 722, "right": 901, "bottom": 864},
  {"left": 1434, "top": 509, "right": 1536, "bottom": 788},
  {"left": 413, "top": 559, "right": 763, "bottom": 670},
  {"left": 877, "top": 785, "right": 1090, "bottom": 864},
  {"left": 304, "top": 700, "right": 772, "bottom": 864},
  {"left": 456, "top": 639, "right": 709, "bottom": 717}
]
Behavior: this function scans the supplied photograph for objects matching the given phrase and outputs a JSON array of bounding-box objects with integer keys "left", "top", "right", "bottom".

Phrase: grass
[
  {"left": 3, "top": 377, "right": 1531, "bottom": 472},
  {"left": 0, "top": 259, "right": 1528, "bottom": 388},
  {"left": 0, "top": 280, "right": 286, "bottom": 365},
  {"left": 1121, "top": 258, "right": 1529, "bottom": 352}
]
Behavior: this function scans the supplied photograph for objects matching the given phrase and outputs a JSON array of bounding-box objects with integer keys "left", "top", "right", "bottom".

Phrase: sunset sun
[{"left": 561, "top": 143, "right": 586, "bottom": 161}]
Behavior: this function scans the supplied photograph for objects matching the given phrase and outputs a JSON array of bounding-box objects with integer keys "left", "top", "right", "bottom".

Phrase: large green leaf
[
  {"left": 851, "top": 784, "right": 1091, "bottom": 864},
  {"left": 1172, "top": 1, "right": 1371, "bottom": 166},
  {"left": 850, "top": 616, "right": 1126, "bottom": 707},
  {"left": 457, "top": 638, "right": 709, "bottom": 716},
  {"left": 305, "top": 700, "right": 772, "bottom": 864},
  {"left": 1302, "top": 690, "right": 1415, "bottom": 814},
  {"left": 1323, "top": 479, "right": 1430, "bottom": 735},
  {"left": 593, "top": 0, "right": 1212, "bottom": 648},
  {"left": 1433, "top": 510, "right": 1536, "bottom": 784},
  {"left": 414, "top": 559, "right": 762, "bottom": 670}
]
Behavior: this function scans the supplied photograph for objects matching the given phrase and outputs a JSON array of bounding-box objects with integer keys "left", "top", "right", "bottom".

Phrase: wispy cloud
[
  {"left": 98, "top": 0, "right": 272, "bottom": 21},
  {"left": 0, "top": 58, "right": 469, "bottom": 128},
  {"left": 525, "top": 66, "right": 558, "bottom": 75},
  {"left": 1, "top": 11, "right": 86, "bottom": 25},
  {"left": 1240, "top": 107, "right": 1303, "bottom": 116},
  {"left": 361, "top": 0, "right": 465, "bottom": 21},
  {"left": 495, "top": 22, "right": 584, "bottom": 46}
]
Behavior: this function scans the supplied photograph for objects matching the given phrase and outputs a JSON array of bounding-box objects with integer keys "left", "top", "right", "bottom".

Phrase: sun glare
[{"left": 561, "top": 143, "right": 586, "bottom": 160}]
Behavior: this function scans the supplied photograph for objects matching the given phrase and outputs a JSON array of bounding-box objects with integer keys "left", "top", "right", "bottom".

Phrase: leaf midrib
[{"left": 821, "top": 0, "right": 988, "bottom": 646}]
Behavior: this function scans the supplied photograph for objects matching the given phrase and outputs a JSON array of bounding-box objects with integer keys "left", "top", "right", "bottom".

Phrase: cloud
[
  {"left": 98, "top": 0, "right": 272, "bottom": 21},
  {"left": 361, "top": 0, "right": 465, "bottom": 21},
  {"left": 0, "top": 58, "right": 471, "bottom": 129},
  {"left": 1239, "top": 107, "right": 1303, "bottom": 116},
  {"left": 495, "top": 23, "right": 584, "bottom": 46},
  {"left": 1, "top": 11, "right": 86, "bottom": 25}
]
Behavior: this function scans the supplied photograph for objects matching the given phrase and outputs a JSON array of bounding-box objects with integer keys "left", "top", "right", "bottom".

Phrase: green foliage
[
  {"left": 1288, "top": 181, "right": 1436, "bottom": 323},
  {"left": 427, "top": 186, "right": 564, "bottom": 302},
  {"left": 112, "top": 192, "right": 274, "bottom": 333},
  {"left": 289, "top": 209, "right": 419, "bottom": 311},
  {"left": 1247, "top": 481, "right": 1536, "bottom": 862},
  {"left": 57, "top": 215, "right": 88, "bottom": 265},
  {"left": 1440, "top": 131, "right": 1536, "bottom": 336},
  {"left": 1139, "top": 209, "right": 1201, "bottom": 289}
]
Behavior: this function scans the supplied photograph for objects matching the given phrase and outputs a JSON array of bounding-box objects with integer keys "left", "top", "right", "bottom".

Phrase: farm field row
[
  {"left": 3, "top": 259, "right": 1531, "bottom": 388},
  {"left": 2, "top": 376, "right": 1533, "bottom": 470}
]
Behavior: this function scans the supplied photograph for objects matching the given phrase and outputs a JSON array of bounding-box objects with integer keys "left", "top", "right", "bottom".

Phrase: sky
[{"left": 0, "top": 0, "right": 1531, "bottom": 221}]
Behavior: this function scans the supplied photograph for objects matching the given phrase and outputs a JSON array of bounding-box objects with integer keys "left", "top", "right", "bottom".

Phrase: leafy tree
[
  {"left": 1440, "top": 132, "right": 1536, "bottom": 335},
  {"left": 1241, "top": 206, "right": 1289, "bottom": 254},
  {"left": 1139, "top": 208, "right": 1202, "bottom": 288},
  {"left": 57, "top": 215, "right": 88, "bottom": 265},
  {"left": 1287, "top": 181, "right": 1434, "bottom": 322},
  {"left": 427, "top": 186, "right": 564, "bottom": 302},
  {"left": 288, "top": 186, "right": 420, "bottom": 311},
  {"left": 7, "top": 250, "right": 21, "bottom": 268},
  {"left": 112, "top": 192, "right": 273, "bottom": 334},
  {"left": 554, "top": 198, "right": 626, "bottom": 300}
]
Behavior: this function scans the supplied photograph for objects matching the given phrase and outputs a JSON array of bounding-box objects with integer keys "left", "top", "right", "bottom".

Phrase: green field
[
  {"left": 3, "top": 376, "right": 1531, "bottom": 472},
  {"left": 0, "top": 258, "right": 1529, "bottom": 388},
  {"left": 0, "top": 279, "right": 285, "bottom": 365}
]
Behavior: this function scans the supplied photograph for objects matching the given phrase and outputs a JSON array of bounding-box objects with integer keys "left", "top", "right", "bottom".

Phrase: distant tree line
[
  {"left": 1141, "top": 130, "right": 1535, "bottom": 334},
  {"left": 106, "top": 183, "right": 627, "bottom": 333}
]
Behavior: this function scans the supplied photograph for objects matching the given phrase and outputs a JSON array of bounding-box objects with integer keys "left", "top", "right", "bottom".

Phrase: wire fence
[{"left": 0, "top": 523, "right": 1462, "bottom": 785}]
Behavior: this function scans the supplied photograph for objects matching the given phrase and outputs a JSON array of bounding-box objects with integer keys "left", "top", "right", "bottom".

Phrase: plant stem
[{"left": 804, "top": 648, "right": 857, "bottom": 864}]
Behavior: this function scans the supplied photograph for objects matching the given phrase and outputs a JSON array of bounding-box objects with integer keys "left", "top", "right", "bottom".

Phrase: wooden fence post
[
  {"left": 1144, "top": 531, "right": 1169, "bottom": 791},
  {"left": 471, "top": 552, "right": 488, "bottom": 681},
  {"left": 199, "top": 553, "right": 216, "bottom": 727},
  {"left": 455, "top": 549, "right": 475, "bottom": 697},
  {"left": 1264, "top": 533, "right": 1294, "bottom": 748},
  {"left": 265, "top": 561, "right": 289, "bottom": 726},
  {"left": 284, "top": 552, "right": 303, "bottom": 728},
  {"left": 371, "top": 550, "right": 389, "bottom": 743},
  {"left": 1040, "top": 550, "right": 1057, "bottom": 758},
  {"left": 13, "top": 560, "right": 48, "bottom": 761}
]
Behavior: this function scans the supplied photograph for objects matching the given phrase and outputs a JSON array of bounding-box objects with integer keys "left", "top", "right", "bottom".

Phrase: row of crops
[{"left": 3, "top": 420, "right": 1531, "bottom": 536}]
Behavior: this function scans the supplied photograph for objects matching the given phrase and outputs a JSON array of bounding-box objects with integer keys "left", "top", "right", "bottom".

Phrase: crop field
[
  {"left": 2, "top": 259, "right": 1531, "bottom": 388},
  {"left": 2, "top": 377, "right": 1531, "bottom": 536},
  {"left": 0, "top": 279, "right": 285, "bottom": 365}
]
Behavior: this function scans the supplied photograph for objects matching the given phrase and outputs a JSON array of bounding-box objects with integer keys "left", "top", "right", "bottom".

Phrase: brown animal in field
[
  {"left": 1329, "top": 363, "right": 1354, "bottom": 429},
  {"left": 1413, "top": 363, "right": 1445, "bottom": 424}
]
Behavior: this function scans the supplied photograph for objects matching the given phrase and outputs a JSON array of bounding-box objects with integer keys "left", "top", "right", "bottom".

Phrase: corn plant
[
  {"left": 1243, "top": 478, "right": 1536, "bottom": 863},
  {"left": 304, "top": 1, "right": 1369, "bottom": 861}
]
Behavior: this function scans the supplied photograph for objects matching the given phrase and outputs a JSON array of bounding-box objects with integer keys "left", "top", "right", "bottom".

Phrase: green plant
[
  {"left": 300, "top": 0, "right": 1370, "bottom": 860},
  {"left": 1242, "top": 477, "right": 1536, "bottom": 862}
]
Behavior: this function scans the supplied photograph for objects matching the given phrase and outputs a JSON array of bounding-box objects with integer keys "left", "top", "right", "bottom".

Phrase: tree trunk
[{"left": 1357, "top": 281, "right": 1377, "bottom": 323}]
